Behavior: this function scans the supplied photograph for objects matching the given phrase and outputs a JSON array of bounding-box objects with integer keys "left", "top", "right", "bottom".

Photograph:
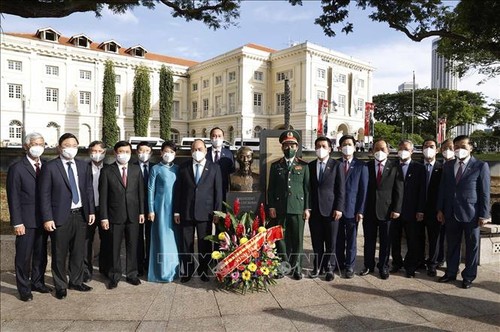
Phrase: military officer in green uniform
[{"left": 268, "top": 130, "right": 310, "bottom": 280}]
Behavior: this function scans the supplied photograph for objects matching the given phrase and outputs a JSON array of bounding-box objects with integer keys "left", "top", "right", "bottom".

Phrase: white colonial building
[{"left": 1, "top": 28, "right": 374, "bottom": 148}]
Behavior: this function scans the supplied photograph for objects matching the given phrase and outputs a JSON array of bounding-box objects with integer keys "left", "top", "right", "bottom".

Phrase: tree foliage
[
  {"left": 133, "top": 65, "right": 151, "bottom": 137},
  {"left": 102, "top": 60, "right": 119, "bottom": 146},
  {"left": 373, "top": 89, "right": 488, "bottom": 139},
  {"left": 486, "top": 101, "right": 500, "bottom": 136},
  {"left": 159, "top": 65, "right": 174, "bottom": 141}
]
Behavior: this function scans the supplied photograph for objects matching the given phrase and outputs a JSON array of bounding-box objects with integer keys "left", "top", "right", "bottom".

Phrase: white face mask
[
  {"left": 454, "top": 148, "right": 469, "bottom": 160},
  {"left": 29, "top": 145, "right": 44, "bottom": 158},
  {"left": 374, "top": 150, "right": 387, "bottom": 162},
  {"left": 138, "top": 153, "right": 150, "bottom": 163},
  {"left": 442, "top": 149, "right": 455, "bottom": 160},
  {"left": 423, "top": 148, "right": 436, "bottom": 159},
  {"left": 315, "top": 148, "right": 330, "bottom": 160},
  {"left": 162, "top": 152, "right": 175, "bottom": 163},
  {"left": 192, "top": 151, "right": 206, "bottom": 162},
  {"left": 62, "top": 147, "right": 78, "bottom": 160},
  {"left": 341, "top": 145, "right": 355, "bottom": 157},
  {"left": 116, "top": 153, "right": 131, "bottom": 165},
  {"left": 211, "top": 139, "right": 223, "bottom": 148},
  {"left": 398, "top": 150, "right": 411, "bottom": 161},
  {"left": 90, "top": 153, "right": 105, "bottom": 163}
]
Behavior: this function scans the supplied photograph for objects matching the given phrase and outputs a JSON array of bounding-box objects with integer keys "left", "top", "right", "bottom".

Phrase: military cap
[{"left": 279, "top": 130, "right": 301, "bottom": 144}]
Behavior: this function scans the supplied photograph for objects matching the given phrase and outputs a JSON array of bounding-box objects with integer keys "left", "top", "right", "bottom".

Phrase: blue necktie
[
  {"left": 195, "top": 164, "right": 201, "bottom": 184},
  {"left": 67, "top": 161, "right": 79, "bottom": 204},
  {"left": 319, "top": 162, "right": 325, "bottom": 182}
]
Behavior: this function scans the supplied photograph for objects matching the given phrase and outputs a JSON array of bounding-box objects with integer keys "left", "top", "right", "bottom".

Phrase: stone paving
[{"left": 1, "top": 236, "right": 499, "bottom": 331}]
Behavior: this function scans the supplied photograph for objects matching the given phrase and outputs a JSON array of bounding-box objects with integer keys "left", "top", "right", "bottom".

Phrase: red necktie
[
  {"left": 214, "top": 150, "right": 220, "bottom": 162},
  {"left": 344, "top": 160, "right": 349, "bottom": 175},
  {"left": 376, "top": 162, "right": 383, "bottom": 187},
  {"left": 35, "top": 162, "right": 40, "bottom": 177},
  {"left": 122, "top": 166, "right": 127, "bottom": 187}
]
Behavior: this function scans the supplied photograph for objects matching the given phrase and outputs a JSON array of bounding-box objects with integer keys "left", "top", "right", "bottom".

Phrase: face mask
[
  {"left": 116, "top": 153, "right": 131, "bottom": 165},
  {"left": 62, "top": 147, "right": 78, "bottom": 160},
  {"left": 423, "top": 148, "right": 436, "bottom": 159},
  {"left": 284, "top": 148, "right": 296, "bottom": 159},
  {"left": 315, "top": 148, "right": 330, "bottom": 159},
  {"left": 90, "top": 153, "right": 105, "bottom": 163},
  {"left": 341, "top": 146, "right": 355, "bottom": 156},
  {"left": 454, "top": 148, "right": 469, "bottom": 160},
  {"left": 374, "top": 150, "right": 387, "bottom": 162},
  {"left": 138, "top": 153, "right": 150, "bottom": 163},
  {"left": 162, "top": 152, "right": 175, "bottom": 163},
  {"left": 442, "top": 149, "right": 455, "bottom": 160},
  {"left": 211, "top": 139, "right": 223, "bottom": 148},
  {"left": 398, "top": 150, "right": 411, "bottom": 160},
  {"left": 192, "top": 151, "right": 206, "bottom": 162},
  {"left": 29, "top": 145, "right": 44, "bottom": 158}
]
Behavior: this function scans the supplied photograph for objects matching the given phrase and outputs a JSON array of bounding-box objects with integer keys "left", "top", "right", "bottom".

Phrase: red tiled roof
[{"left": 245, "top": 43, "right": 276, "bottom": 53}]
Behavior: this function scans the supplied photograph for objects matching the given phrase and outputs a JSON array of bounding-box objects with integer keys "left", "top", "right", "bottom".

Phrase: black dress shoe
[
  {"left": 308, "top": 269, "right": 319, "bottom": 279},
  {"left": 55, "top": 289, "right": 67, "bottom": 300},
  {"left": 200, "top": 275, "right": 210, "bottom": 282},
  {"left": 406, "top": 272, "right": 415, "bottom": 278},
  {"left": 126, "top": 278, "right": 141, "bottom": 286},
  {"left": 380, "top": 272, "right": 389, "bottom": 280},
  {"left": 390, "top": 265, "right": 402, "bottom": 273},
  {"left": 438, "top": 275, "right": 456, "bottom": 283},
  {"left": 325, "top": 272, "right": 334, "bottom": 281},
  {"left": 345, "top": 270, "right": 354, "bottom": 279},
  {"left": 358, "top": 267, "right": 373, "bottom": 276},
  {"left": 68, "top": 283, "right": 93, "bottom": 292},
  {"left": 180, "top": 276, "right": 191, "bottom": 283},
  {"left": 83, "top": 274, "right": 92, "bottom": 283},
  {"left": 32, "top": 285, "right": 52, "bottom": 293},
  {"left": 108, "top": 280, "right": 118, "bottom": 289},
  {"left": 462, "top": 280, "right": 472, "bottom": 289},
  {"left": 427, "top": 269, "right": 437, "bottom": 277},
  {"left": 20, "top": 293, "right": 33, "bottom": 302},
  {"left": 293, "top": 272, "right": 303, "bottom": 280}
]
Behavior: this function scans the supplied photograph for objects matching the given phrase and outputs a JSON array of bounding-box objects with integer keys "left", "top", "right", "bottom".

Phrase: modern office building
[
  {"left": 1, "top": 28, "right": 374, "bottom": 148},
  {"left": 398, "top": 82, "right": 419, "bottom": 93},
  {"left": 431, "top": 38, "right": 458, "bottom": 90}
]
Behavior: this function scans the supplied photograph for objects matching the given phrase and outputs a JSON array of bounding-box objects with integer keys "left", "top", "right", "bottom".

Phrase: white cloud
[
  {"left": 101, "top": 7, "right": 139, "bottom": 24},
  {"left": 250, "top": 5, "right": 316, "bottom": 23}
]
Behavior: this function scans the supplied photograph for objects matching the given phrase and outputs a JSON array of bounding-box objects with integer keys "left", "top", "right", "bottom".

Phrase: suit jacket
[
  {"left": 364, "top": 159, "right": 404, "bottom": 221},
  {"left": 7, "top": 157, "right": 42, "bottom": 228},
  {"left": 99, "top": 162, "right": 144, "bottom": 224},
  {"left": 437, "top": 156, "right": 490, "bottom": 222},
  {"left": 309, "top": 158, "right": 345, "bottom": 217},
  {"left": 174, "top": 159, "right": 223, "bottom": 221},
  {"left": 134, "top": 160, "right": 155, "bottom": 214},
  {"left": 338, "top": 158, "right": 368, "bottom": 219},
  {"left": 207, "top": 146, "right": 235, "bottom": 193},
  {"left": 39, "top": 157, "right": 95, "bottom": 226},
  {"left": 400, "top": 160, "right": 426, "bottom": 221},
  {"left": 268, "top": 157, "right": 310, "bottom": 215},
  {"left": 423, "top": 160, "right": 442, "bottom": 219}
]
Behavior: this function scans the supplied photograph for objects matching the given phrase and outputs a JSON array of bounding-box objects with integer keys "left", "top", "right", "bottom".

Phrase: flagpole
[
  {"left": 411, "top": 71, "right": 415, "bottom": 137},
  {"left": 436, "top": 77, "right": 439, "bottom": 140}
]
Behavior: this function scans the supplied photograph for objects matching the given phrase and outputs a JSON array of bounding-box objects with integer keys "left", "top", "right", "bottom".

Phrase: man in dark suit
[
  {"left": 308, "top": 136, "right": 345, "bottom": 281},
  {"left": 420, "top": 138, "right": 443, "bottom": 277},
  {"left": 437, "top": 135, "right": 491, "bottom": 289},
  {"left": 206, "top": 127, "right": 235, "bottom": 198},
  {"left": 174, "top": 139, "right": 223, "bottom": 283},
  {"left": 336, "top": 135, "right": 368, "bottom": 279},
  {"left": 99, "top": 141, "right": 144, "bottom": 289},
  {"left": 360, "top": 139, "right": 403, "bottom": 280},
  {"left": 390, "top": 139, "right": 425, "bottom": 278},
  {"left": 268, "top": 130, "right": 310, "bottom": 280},
  {"left": 7, "top": 132, "right": 51, "bottom": 301},
  {"left": 134, "top": 141, "right": 155, "bottom": 277},
  {"left": 39, "top": 133, "right": 95, "bottom": 300}
]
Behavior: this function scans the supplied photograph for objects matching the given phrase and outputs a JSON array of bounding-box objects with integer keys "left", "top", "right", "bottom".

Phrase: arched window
[
  {"left": 170, "top": 128, "right": 180, "bottom": 144},
  {"left": 202, "top": 128, "right": 207, "bottom": 138},
  {"left": 191, "top": 129, "right": 196, "bottom": 137},
  {"left": 228, "top": 126, "right": 234, "bottom": 143},
  {"left": 254, "top": 126, "right": 262, "bottom": 138},
  {"left": 9, "top": 120, "right": 22, "bottom": 139}
]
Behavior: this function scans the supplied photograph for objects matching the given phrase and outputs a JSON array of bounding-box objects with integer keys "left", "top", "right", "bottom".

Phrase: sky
[{"left": 1, "top": 1, "right": 498, "bottom": 102}]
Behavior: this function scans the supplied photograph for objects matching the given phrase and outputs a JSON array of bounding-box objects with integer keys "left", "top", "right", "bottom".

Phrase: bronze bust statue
[{"left": 230, "top": 147, "right": 260, "bottom": 192}]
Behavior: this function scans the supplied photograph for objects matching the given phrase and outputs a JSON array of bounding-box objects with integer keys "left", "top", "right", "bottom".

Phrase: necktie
[
  {"left": 195, "top": 164, "right": 201, "bottom": 184},
  {"left": 426, "top": 163, "right": 432, "bottom": 190},
  {"left": 344, "top": 160, "right": 349, "bottom": 175},
  {"left": 287, "top": 160, "right": 292, "bottom": 169},
  {"left": 67, "top": 161, "right": 79, "bottom": 204},
  {"left": 456, "top": 162, "right": 464, "bottom": 183},
  {"left": 376, "top": 162, "right": 383, "bottom": 187},
  {"left": 143, "top": 164, "right": 149, "bottom": 187},
  {"left": 214, "top": 150, "right": 220, "bottom": 163},
  {"left": 122, "top": 166, "right": 127, "bottom": 187},
  {"left": 35, "top": 162, "right": 40, "bottom": 177},
  {"left": 319, "top": 162, "right": 325, "bottom": 182}
]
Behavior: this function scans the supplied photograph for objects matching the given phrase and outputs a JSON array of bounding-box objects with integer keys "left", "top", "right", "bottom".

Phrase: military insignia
[
  {"left": 287, "top": 132, "right": 293, "bottom": 138},
  {"left": 294, "top": 165, "right": 302, "bottom": 170}
]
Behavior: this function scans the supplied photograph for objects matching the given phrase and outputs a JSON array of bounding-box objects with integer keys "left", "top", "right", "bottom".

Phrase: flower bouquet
[{"left": 206, "top": 199, "right": 283, "bottom": 293}]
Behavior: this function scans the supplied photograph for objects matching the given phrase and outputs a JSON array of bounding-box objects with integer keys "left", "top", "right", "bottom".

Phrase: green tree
[
  {"left": 373, "top": 89, "right": 488, "bottom": 139},
  {"left": 102, "top": 60, "right": 119, "bottom": 146},
  {"left": 133, "top": 65, "right": 151, "bottom": 137},
  {"left": 486, "top": 101, "right": 500, "bottom": 135},
  {"left": 159, "top": 65, "right": 174, "bottom": 141}
]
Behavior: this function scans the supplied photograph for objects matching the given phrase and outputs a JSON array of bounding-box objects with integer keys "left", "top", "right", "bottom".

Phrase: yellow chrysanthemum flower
[
  {"left": 239, "top": 237, "right": 248, "bottom": 245},
  {"left": 258, "top": 226, "right": 266, "bottom": 233},
  {"left": 247, "top": 262, "right": 257, "bottom": 272},
  {"left": 218, "top": 232, "right": 226, "bottom": 241},
  {"left": 261, "top": 267, "right": 270, "bottom": 276},
  {"left": 242, "top": 270, "right": 251, "bottom": 281},
  {"left": 211, "top": 251, "right": 222, "bottom": 260}
]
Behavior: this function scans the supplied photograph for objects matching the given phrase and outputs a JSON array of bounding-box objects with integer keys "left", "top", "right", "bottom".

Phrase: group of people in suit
[{"left": 6, "top": 128, "right": 491, "bottom": 302}]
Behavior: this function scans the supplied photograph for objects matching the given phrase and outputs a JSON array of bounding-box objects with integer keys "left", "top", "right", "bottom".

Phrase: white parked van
[
  {"left": 231, "top": 138, "right": 260, "bottom": 152},
  {"left": 128, "top": 136, "right": 165, "bottom": 150},
  {"left": 179, "top": 137, "right": 212, "bottom": 150}
]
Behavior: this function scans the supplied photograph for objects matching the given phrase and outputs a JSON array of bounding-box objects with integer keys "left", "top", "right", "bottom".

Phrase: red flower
[
  {"left": 267, "top": 260, "right": 272, "bottom": 266},
  {"left": 233, "top": 198, "right": 240, "bottom": 215},
  {"left": 224, "top": 213, "right": 231, "bottom": 230},
  {"left": 259, "top": 203, "right": 266, "bottom": 223},
  {"left": 236, "top": 223, "right": 244, "bottom": 237},
  {"left": 252, "top": 216, "right": 260, "bottom": 232},
  {"left": 256, "top": 269, "right": 263, "bottom": 276},
  {"left": 256, "top": 260, "right": 262, "bottom": 267}
]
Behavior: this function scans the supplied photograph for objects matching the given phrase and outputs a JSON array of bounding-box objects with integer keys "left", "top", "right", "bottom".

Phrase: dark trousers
[
  {"left": 109, "top": 221, "right": 139, "bottom": 282},
  {"left": 179, "top": 220, "right": 212, "bottom": 277},
  {"left": 445, "top": 218, "right": 479, "bottom": 282},
  {"left": 363, "top": 218, "right": 391, "bottom": 272},
  {"left": 283, "top": 214, "right": 305, "bottom": 274},
  {"left": 336, "top": 217, "right": 358, "bottom": 272},
  {"left": 401, "top": 219, "right": 423, "bottom": 274},
  {"left": 267, "top": 217, "right": 288, "bottom": 274},
  {"left": 137, "top": 220, "right": 152, "bottom": 274},
  {"left": 50, "top": 211, "right": 87, "bottom": 291},
  {"left": 390, "top": 218, "right": 405, "bottom": 268},
  {"left": 84, "top": 209, "right": 112, "bottom": 277},
  {"left": 437, "top": 224, "right": 446, "bottom": 263},
  {"left": 15, "top": 228, "right": 48, "bottom": 295},
  {"left": 423, "top": 217, "right": 441, "bottom": 270},
  {"left": 309, "top": 214, "right": 339, "bottom": 272}
]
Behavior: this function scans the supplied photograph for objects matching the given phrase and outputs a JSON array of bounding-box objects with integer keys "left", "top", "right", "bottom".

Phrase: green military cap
[{"left": 279, "top": 130, "right": 301, "bottom": 144}]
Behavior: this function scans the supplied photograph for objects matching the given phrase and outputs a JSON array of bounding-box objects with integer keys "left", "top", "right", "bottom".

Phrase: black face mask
[{"left": 284, "top": 148, "right": 296, "bottom": 159}]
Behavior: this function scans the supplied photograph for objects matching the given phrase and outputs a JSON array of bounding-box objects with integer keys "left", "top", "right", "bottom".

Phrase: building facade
[
  {"left": 1, "top": 28, "right": 374, "bottom": 148},
  {"left": 431, "top": 38, "right": 458, "bottom": 90},
  {"left": 398, "top": 82, "right": 419, "bottom": 93}
]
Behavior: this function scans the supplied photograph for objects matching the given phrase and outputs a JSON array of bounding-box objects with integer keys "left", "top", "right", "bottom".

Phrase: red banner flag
[
  {"left": 317, "top": 99, "right": 328, "bottom": 136},
  {"left": 437, "top": 118, "right": 447, "bottom": 144},
  {"left": 364, "top": 102, "right": 374, "bottom": 136}
]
